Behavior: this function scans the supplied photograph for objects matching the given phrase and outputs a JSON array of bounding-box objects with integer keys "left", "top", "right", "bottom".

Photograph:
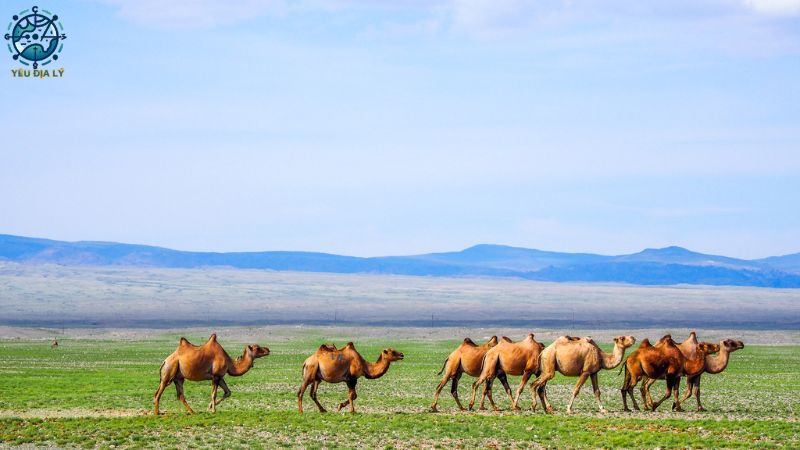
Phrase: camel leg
[
  {"left": 670, "top": 376, "right": 683, "bottom": 412},
  {"left": 208, "top": 378, "right": 219, "bottom": 412},
  {"left": 566, "top": 372, "right": 589, "bottom": 414},
  {"left": 154, "top": 374, "right": 173, "bottom": 416},
  {"left": 533, "top": 384, "right": 547, "bottom": 412},
  {"left": 643, "top": 378, "right": 656, "bottom": 411},
  {"left": 310, "top": 380, "right": 327, "bottom": 413},
  {"left": 469, "top": 375, "right": 485, "bottom": 411},
  {"left": 214, "top": 378, "right": 232, "bottom": 407},
  {"left": 511, "top": 371, "right": 532, "bottom": 411},
  {"left": 154, "top": 361, "right": 178, "bottom": 415},
  {"left": 450, "top": 370, "right": 466, "bottom": 411},
  {"left": 431, "top": 360, "right": 456, "bottom": 412},
  {"left": 174, "top": 378, "right": 194, "bottom": 414},
  {"left": 651, "top": 376, "right": 677, "bottom": 411},
  {"left": 484, "top": 378, "right": 499, "bottom": 411},
  {"left": 590, "top": 373, "right": 606, "bottom": 413},
  {"left": 642, "top": 378, "right": 657, "bottom": 410},
  {"left": 338, "top": 379, "right": 358, "bottom": 413},
  {"left": 498, "top": 373, "right": 514, "bottom": 407},
  {"left": 693, "top": 376, "right": 705, "bottom": 412},
  {"left": 430, "top": 370, "right": 452, "bottom": 412},
  {"left": 620, "top": 369, "right": 630, "bottom": 412},
  {"left": 297, "top": 379, "right": 310, "bottom": 413},
  {"left": 623, "top": 370, "right": 642, "bottom": 412},
  {"left": 532, "top": 373, "right": 555, "bottom": 413}
]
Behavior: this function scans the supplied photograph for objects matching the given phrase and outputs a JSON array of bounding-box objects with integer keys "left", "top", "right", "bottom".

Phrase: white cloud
[
  {"left": 743, "top": 0, "right": 800, "bottom": 16},
  {"left": 97, "top": 0, "right": 287, "bottom": 29}
]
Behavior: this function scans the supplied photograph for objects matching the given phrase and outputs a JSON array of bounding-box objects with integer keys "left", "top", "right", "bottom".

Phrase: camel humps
[
  {"left": 154, "top": 334, "right": 270, "bottom": 415},
  {"left": 430, "top": 336, "right": 499, "bottom": 412},
  {"left": 532, "top": 335, "right": 636, "bottom": 413},
  {"left": 620, "top": 335, "right": 686, "bottom": 411},
  {"left": 638, "top": 332, "right": 720, "bottom": 411},
  {"left": 297, "top": 342, "right": 404, "bottom": 413},
  {"left": 469, "top": 333, "right": 545, "bottom": 411}
]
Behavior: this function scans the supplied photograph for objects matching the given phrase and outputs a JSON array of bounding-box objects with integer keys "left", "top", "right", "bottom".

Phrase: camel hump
[
  {"left": 318, "top": 343, "right": 336, "bottom": 352},
  {"left": 462, "top": 337, "right": 476, "bottom": 346},
  {"left": 638, "top": 338, "right": 652, "bottom": 348},
  {"left": 501, "top": 336, "right": 512, "bottom": 343},
  {"left": 179, "top": 337, "right": 191, "bottom": 346},
  {"left": 563, "top": 336, "right": 581, "bottom": 342},
  {"left": 583, "top": 337, "right": 595, "bottom": 345},
  {"left": 525, "top": 333, "right": 535, "bottom": 341},
  {"left": 208, "top": 333, "right": 217, "bottom": 342},
  {"left": 345, "top": 342, "right": 355, "bottom": 349},
  {"left": 687, "top": 331, "right": 698, "bottom": 342},
  {"left": 487, "top": 336, "right": 498, "bottom": 345}
]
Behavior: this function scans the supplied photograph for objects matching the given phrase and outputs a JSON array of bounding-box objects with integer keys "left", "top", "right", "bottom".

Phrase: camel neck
[
  {"left": 228, "top": 349, "right": 254, "bottom": 376},
  {"left": 600, "top": 343, "right": 626, "bottom": 369},
  {"left": 704, "top": 347, "right": 730, "bottom": 374},
  {"left": 364, "top": 355, "right": 391, "bottom": 379}
]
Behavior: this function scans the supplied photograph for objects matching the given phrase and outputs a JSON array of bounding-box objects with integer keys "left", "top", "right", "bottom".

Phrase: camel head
[
  {"left": 246, "top": 344, "right": 270, "bottom": 359},
  {"left": 382, "top": 348, "right": 405, "bottom": 362},
  {"left": 721, "top": 339, "right": 744, "bottom": 353},
  {"left": 613, "top": 335, "right": 636, "bottom": 349},
  {"left": 698, "top": 342, "right": 720, "bottom": 355}
]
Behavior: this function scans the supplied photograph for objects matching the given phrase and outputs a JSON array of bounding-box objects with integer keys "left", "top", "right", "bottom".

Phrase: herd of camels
[{"left": 151, "top": 331, "right": 743, "bottom": 415}]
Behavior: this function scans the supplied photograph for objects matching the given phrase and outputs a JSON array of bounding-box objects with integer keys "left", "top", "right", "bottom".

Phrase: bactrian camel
[
  {"left": 620, "top": 335, "right": 685, "bottom": 411},
  {"left": 638, "top": 332, "right": 719, "bottom": 410},
  {"left": 297, "top": 342, "right": 404, "bottom": 413},
  {"left": 469, "top": 333, "right": 545, "bottom": 411},
  {"left": 532, "top": 335, "right": 636, "bottom": 413},
  {"left": 154, "top": 334, "right": 270, "bottom": 415},
  {"left": 430, "top": 336, "right": 499, "bottom": 412},
  {"left": 678, "top": 338, "right": 743, "bottom": 411}
]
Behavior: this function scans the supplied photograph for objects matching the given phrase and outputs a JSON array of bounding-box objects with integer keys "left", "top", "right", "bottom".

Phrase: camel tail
[{"left": 436, "top": 357, "right": 448, "bottom": 376}]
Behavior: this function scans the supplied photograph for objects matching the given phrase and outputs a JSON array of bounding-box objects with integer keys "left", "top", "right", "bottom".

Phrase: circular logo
[{"left": 4, "top": 6, "right": 66, "bottom": 69}]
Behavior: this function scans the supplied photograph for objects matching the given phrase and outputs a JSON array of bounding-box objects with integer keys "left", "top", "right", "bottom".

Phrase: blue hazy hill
[{"left": 1, "top": 234, "right": 798, "bottom": 287}]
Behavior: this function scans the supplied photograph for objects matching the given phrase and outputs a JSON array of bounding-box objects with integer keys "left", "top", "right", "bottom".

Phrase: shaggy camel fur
[
  {"left": 469, "top": 334, "right": 545, "bottom": 411},
  {"left": 639, "top": 332, "right": 720, "bottom": 410},
  {"left": 297, "top": 342, "right": 404, "bottom": 413},
  {"left": 154, "top": 334, "right": 270, "bottom": 415},
  {"left": 620, "top": 335, "right": 685, "bottom": 412},
  {"left": 532, "top": 335, "right": 636, "bottom": 413},
  {"left": 430, "top": 336, "right": 499, "bottom": 412}
]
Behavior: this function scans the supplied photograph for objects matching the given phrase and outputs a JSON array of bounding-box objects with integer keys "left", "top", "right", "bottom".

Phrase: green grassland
[{"left": 0, "top": 330, "right": 798, "bottom": 448}]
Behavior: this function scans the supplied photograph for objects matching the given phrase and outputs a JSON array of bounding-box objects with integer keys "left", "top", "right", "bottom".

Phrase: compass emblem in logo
[{"left": 4, "top": 6, "right": 66, "bottom": 69}]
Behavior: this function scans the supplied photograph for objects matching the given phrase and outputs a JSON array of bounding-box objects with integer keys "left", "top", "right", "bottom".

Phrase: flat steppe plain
[
  {"left": 0, "top": 327, "right": 798, "bottom": 448},
  {"left": 1, "top": 264, "right": 798, "bottom": 448}
]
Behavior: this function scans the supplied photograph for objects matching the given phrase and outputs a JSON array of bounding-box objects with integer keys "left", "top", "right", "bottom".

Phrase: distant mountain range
[{"left": 1, "top": 234, "right": 799, "bottom": 288}]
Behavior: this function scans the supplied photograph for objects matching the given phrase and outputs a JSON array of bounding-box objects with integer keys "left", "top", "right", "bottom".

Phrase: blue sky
[{"left": 1, "top": 0, "right": 799, "bottom": 258}]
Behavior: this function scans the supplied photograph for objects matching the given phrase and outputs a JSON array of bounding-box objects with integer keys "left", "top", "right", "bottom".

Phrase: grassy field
[{"left": 0, "top": 330, "right": 798, "bottom": 448}]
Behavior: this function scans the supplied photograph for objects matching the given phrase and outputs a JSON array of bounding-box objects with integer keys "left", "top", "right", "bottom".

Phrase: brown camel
[
  {"left": 430, "top": 336, "right": 499, "bottom": 412},
  {"left": 297, "top": 342, "right": 404, "bottom": 413},
  {"left": 531, "top": 335, "right": 636, "bottom": 413},
  {"left": 679, "top": 339, "right": 743, "bottom": 411},
  {"left": 469, "top": 333, "right": 545, "bottom": 411},
  {"left": 639, "top": 332, "right": 720, "bottom": 410},
  {"left": 154, "top": 334, "right": 270, "bottom": 415},
  {"left": 620, "top": 335, "right": 685, "bottom": 411}
]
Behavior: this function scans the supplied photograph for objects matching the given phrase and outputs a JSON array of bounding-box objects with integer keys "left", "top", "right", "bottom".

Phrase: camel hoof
[
  {"left": 545, "top": 407, "right": 554, "bottom": 414},
  {"left": 697, "top": 407, "right": 706, "bottom": 412},
  {"left": 478, "top": 406, "right": 487, "bottom": 411},
  {"left": 430, "top": 406, "right": 439, "bottom": 413},
  {"left": 623, "top": 408, "right": 630, "bottom": 412}
]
